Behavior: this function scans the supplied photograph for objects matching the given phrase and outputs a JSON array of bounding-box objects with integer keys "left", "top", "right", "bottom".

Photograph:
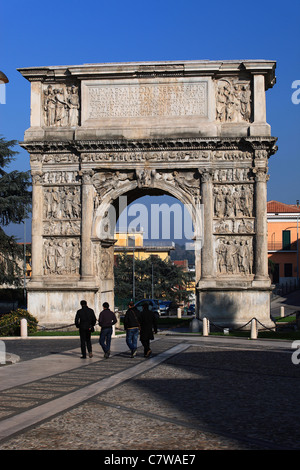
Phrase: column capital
[
  {"left": 79, "top": 169, "right": 94, "bottom": 185},
  {"left": 199, "top": 168, "right": 213, "bottom": 183},
  {"left": 31, "top": 170, "right": 44, "bottom": 185},
  {"left": 253, "top": 167, "right": 269, "bottom": 183}
]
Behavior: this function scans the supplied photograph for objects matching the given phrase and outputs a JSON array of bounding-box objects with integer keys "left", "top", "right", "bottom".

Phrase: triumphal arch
[{"left": 18, "top": 60, "right": 277, "bottom": 328}]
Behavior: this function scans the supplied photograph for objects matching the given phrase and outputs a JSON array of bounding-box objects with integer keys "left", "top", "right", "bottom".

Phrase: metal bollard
[
  {"left": 280, "top": 306, "right": 285, "bottom": 318},
  {"left": 177, "top": 307, "right": 182, "bottom": 319},
  {"left": 250, "top": 318, "right": 257, "bottom": 339},
  {"left": 202, "top": 317, "right": 208, "bottom": 336},
  {"left": 20, "top": 318, "right": 28, "bottom": 338}
]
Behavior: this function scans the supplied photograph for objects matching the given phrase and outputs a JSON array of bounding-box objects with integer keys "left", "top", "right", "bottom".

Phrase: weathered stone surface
[{"left": 18, "top": 60, "right": 277, "bottom": 328}]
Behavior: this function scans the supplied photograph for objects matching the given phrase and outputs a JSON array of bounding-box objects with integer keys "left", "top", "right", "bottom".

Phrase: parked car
[
  {"left": 158, "top": 300, "right": 171, "bottom": 315},
  {"left": 187, "top": 304, "right": 195, "bottom": 315},
  {"left": 134, "top": 299, "right": 161, "bottom": 316},
  {"left": 167, "top": 301, "right": 179, "bottom": 315}
]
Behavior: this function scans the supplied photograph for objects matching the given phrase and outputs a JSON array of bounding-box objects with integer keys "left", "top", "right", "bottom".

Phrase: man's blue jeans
[
  {"left": 126, "top": 328, "right": 139, "bottom": 352},
  {"left": 99, "top": 327, "right": 113, "bottom": 354}
]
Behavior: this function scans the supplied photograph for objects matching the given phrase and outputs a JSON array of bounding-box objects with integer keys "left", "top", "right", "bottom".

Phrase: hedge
[{"left": 0, "top": 309, "right": 38, "bottom": 336}]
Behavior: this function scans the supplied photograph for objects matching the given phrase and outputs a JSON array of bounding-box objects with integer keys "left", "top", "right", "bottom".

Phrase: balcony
[{"left": 268, "top": 241, "right": 298, "bottom": 252}]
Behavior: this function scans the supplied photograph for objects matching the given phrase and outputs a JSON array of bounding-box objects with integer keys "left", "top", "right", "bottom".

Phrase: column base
[{"left": 196, "top": 280, "right": 275, "bottom": 330}]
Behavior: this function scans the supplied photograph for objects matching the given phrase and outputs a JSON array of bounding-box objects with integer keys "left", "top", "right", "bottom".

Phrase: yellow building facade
[{"left": 114, "top": 231, "right": 174, "bottom": 261}]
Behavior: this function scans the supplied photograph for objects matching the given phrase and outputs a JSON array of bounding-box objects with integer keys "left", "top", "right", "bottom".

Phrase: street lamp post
[
  {"left": 132, "top": 247, "right": 135, "bottom": 302},
  {"left": 151, "top": 263, "right": 154, "bottom": 299}
]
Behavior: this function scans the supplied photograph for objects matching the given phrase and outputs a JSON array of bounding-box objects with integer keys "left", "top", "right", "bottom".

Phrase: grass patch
[{"left": 275, "top": 315, "right": 296, "bottom": 323}]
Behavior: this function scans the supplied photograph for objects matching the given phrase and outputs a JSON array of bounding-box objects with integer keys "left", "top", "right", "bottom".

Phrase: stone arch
[
  {"left": 90, "top": 176, "right": 202, "bottom": 311},
  {"left": 19, "top": 59, "right": 278, "bottom": 329},
  {"left": 91, "top": 177, "right": 200, "bottom": 240}
]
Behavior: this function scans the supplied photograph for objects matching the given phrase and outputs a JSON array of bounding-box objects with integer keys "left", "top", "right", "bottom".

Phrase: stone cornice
[
  {"left": 20, "top": 136, "right": 278, "bottom": 154},
  {"left": 17, "top": 59, "right": 276, "bottom": 89}
]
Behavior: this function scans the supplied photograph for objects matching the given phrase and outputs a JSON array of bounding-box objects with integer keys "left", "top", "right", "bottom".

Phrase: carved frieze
[
  {"left": 43, "top": 84, "right": 79, "bottom": 127},
  {"left": 154, "top": 170, "right": 200, "bottom": 198},
  {"left": 214, "top": 184, "right": 253, "bottom": 219},
  {"left": 43, "top": 220, "right": 81, "bottom": 236},
  {"left": 42, "top": 154, "right": 79, "bottom": 164},
  {"left": 43, "top": 171, "right": 78, "bottom": 184},
  {"left": 136, "top": 168, "right": 155, "bottom": 188},
  {"left": 44, "top": 187, "right": 81, "bottom": 219},
  {"left": 81, "top": 150, "right": 210, "bottom": 163},
  {"left": 44, "top": 238, "right": 80, "bottom": 275},
  {"left": 213, "top": 168, "right": 253, "bottom": 183},
  {"left": 93, "top": 244, "right": 114, "bottom": 280},
  {"left": 216, "top": 236, "right": 253, "bottom": 276},
  {"left": 216, "top": 78, "right": 252, "bottom": 123},
  {"left": 214, "top": 218, "right": 254, "bottom": 234},
  {"left": 92, "top": 171, "right": 135, "bottom": 197},
  {"left": 212, "top": 151, "right": 253, "bottom": 161},
  {"left": 100, "top": 247, "right": 114, "bottom": 280}
]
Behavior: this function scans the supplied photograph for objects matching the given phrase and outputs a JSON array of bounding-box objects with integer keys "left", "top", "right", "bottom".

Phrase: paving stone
[{"left": 0, "top": 336, "right": 299, "bottom": 450}]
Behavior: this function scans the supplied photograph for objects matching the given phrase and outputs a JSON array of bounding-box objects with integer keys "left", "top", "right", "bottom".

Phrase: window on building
[
  {"left": 284, "top": 263, "right": 293, "bottom": 277},
  {"left": 282, "top": 230, "right": 291, "bottom": 250},
  {"left": 128, "top": 236, "right": 136, "bottom": 247}
]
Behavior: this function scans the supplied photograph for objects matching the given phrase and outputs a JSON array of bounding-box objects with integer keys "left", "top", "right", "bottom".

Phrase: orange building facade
[{"left": 267, "top": 201, "right": 300, "bottom": 285}]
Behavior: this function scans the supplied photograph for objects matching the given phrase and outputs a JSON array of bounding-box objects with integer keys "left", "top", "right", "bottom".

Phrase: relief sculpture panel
[
  {"left": 216, "top": 236, "right": 253, "bottom": 276},
  {"left": 44, "top": 186, "right": 81, "bottom": 220},
  {"left": 216, "top": 78, "right": 252, "bottom": 123},
  {"left": 43, "top": 84, "right": 79, "bottom": 127},
  {"left": 44, "top": 238, "right": 80, "bottom": 276},
  {"left": 214, "top": 184, "right": 253, "bottom": 219}
]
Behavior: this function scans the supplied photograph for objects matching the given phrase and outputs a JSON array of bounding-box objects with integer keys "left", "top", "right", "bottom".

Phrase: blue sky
[{"left": 1, "top": 0, "right": 300, "bottom": 241}]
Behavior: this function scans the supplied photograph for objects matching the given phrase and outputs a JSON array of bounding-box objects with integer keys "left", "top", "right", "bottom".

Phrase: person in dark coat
[
  {"left": 75, "top": 300, "right": 97, "bottom": 358},
  {"left": 124, "top": 301, "right": 140, "bottom": 358},
  {"left": 98, "top": 302, "right": 117, "bottom": 358},
  {"left": 139, "top": 303, "right": 158, "bottom": 358}
]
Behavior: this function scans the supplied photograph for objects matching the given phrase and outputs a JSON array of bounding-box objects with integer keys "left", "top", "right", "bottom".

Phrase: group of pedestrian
[
  {"left": 124, "top": 301, "right": 158, "bottom": 358},
  {"left": 75, "top": 299, "right": 157, "bottom": 360}
]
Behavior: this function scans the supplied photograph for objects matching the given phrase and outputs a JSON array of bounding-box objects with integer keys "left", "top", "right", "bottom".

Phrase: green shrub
[{"left": 0, "top": 308, "right": 38, "bottom": 336}]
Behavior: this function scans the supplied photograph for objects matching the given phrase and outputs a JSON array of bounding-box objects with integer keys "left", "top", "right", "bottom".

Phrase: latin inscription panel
[{"left": 82, "top": 78, "right": 208, "bottom": 121}]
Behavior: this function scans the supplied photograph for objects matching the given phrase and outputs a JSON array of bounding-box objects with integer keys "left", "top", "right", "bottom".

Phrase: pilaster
[
  {"left": 199, "top": 169, "right": 214, "bottom": 279},
  {"left": 250, "top": 74, "right": 271, "bottom": 136},
  {"left": 253, "top": 167, "right": 270, "bottom": 283},
  {"left": 80, "top": 170, "right": 95, "bottom": 281},
  {"left": 30, "top": 171, "right": 44, "bottom": 281}
]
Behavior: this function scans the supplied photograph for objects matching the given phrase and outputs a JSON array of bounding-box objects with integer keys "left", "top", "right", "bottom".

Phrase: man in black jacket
[
  {"left": 139, "top": 303, "right": 158, "bottom": 358},
  {"left": 75, "top": 300, "right": 96, "bottom": 358},
  {"left": 124, "top": 301, "right": 140, "bottom": 358},
  {"left": 98, "top": 302, "right": 117, "bottom": 358}
]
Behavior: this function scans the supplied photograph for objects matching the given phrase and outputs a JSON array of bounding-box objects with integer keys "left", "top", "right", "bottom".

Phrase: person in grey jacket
[
  {"left": 98, "top": 302, "right": 117, "bottom": 358},
  {"left": 75, "top": 300, "right": 96, "bottom": 358}
]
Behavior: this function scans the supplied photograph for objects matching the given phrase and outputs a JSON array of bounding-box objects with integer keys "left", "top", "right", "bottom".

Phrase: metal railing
[{"left": 268, "top": 241, "right": 298, "bottom": 251}]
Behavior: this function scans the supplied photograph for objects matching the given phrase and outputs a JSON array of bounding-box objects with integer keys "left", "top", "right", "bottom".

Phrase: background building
[
  {"left": 114, "top": 230, "right": 175, "bottom": 261},
  {"left": 267, "top": 200, "right": 300, "bottom": 286}
]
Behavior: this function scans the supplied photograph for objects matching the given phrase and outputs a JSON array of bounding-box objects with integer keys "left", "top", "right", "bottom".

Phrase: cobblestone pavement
[{"left": 0, "top": 334, "right": 299, "bottom": 451}]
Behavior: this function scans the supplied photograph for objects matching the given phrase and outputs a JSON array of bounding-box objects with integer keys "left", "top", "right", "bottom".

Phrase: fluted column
[
  {"left": 200, "top": 169, "right": 214, "bottom": 278},
  {"left": 254, "top": 168, "right": 269, "bottom": 280},
  {"left": 31, "top": 171, "right": 44, "bottom": 280},
  {"left": 80, "top": 170, "right": 94, "bottom": 280}
]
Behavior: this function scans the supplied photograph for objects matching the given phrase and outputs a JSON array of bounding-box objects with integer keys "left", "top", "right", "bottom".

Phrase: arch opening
[{"left": 92, "top": 186, "right": 202, "bottom": 312}]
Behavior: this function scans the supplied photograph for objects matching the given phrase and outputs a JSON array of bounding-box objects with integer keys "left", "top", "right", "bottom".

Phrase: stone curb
[{"left": 1, "top": 353, "right": 20, "bottom": 366}]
